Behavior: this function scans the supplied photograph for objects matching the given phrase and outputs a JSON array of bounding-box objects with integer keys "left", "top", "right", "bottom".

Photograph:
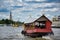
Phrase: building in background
[
  {"left": 10, "top": 11, "right": 12, "bottom": 21},
  {"left": 52, "top": 15, "right": 60, "bottom": 27}
]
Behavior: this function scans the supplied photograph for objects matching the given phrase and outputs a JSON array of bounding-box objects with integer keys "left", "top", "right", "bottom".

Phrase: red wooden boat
[{"left": 21, "top": 15, "right": 54, "bottom": 37}]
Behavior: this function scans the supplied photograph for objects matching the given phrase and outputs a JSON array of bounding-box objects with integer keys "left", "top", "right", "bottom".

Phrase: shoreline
[{"left": 52, "top": 27, "right": 60, "bottom": 28}]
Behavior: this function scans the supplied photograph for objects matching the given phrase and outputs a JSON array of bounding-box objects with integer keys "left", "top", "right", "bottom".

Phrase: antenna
[
  {"left": 29, "top": 14, "right": 32, "bottom": 18},
  {"left": 42, "top": 9, "right": 45, "bottom": 15},
  {"left": 28, "top": 14, "right": 32, "bottom": 23}
]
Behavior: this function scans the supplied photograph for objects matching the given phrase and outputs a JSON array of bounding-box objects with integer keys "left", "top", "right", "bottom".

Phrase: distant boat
[
  {"left": 52, "top": 15, "right": 60, "bottom": 27},
  {"left": 12, "top": 23, "right": 19, "bottom": 27}
]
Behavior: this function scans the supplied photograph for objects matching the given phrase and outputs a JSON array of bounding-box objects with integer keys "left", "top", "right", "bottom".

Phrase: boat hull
[{"left": 21, "top": 30, "right": 54, "bottom": 37}]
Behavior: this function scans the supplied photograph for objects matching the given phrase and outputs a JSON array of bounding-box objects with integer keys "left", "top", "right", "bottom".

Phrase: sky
[{"left": 0, "top": 0, "right": 60, "bottom": 23}]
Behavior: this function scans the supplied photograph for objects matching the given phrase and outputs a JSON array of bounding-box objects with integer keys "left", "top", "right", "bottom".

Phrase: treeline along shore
[{"left": 0, "top": 19, "right": 24, "bottom": 26}]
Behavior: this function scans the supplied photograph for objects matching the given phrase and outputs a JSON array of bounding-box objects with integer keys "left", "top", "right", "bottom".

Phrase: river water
[{"left": 0, "top": 26, "right": 60, "bottom": 40}]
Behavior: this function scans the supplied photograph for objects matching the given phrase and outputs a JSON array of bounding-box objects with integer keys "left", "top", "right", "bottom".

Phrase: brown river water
[{"left": 0, "top": 26, "right": 60, "bottom": 40}]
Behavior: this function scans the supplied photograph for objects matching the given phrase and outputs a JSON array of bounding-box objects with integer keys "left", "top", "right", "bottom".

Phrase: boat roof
[{"left": 24, "top": 15, "right": 52, "bottom": 24}]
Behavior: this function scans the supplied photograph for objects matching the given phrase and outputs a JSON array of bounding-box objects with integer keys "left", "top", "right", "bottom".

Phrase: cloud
[
  {"left": 24, "top": 0, "right": 46, "bottom": 2},
  {"left": 46, "top": 0, "right": 60, "bottom": 3},
  {"left": 23, "top": 0, "right": 47, "bottom": 4},
  {"left": 35, "top": 0, "right": 46, "bottom": 2},
  {"left": 32, "top": 3, "right": 56, "bottom": 9},
  {"left": 0, "top": 0, "right": 60, "bottom": 22},
  {"left": 11, "top": 6, "right": 23, "bottom": 10},
  {"left": 44, "top": 8, "right": 60, "bottom": 12},
  {"left": 23, "top": 0, "right": 60, "bottom": 4},
  {"left": 0, "top": 12, "right": 9, "bottom": 19}
]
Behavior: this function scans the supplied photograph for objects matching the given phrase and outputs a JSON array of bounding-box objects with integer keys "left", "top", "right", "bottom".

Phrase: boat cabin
[{"left": 22, "top": 15, "right": 53, "bottom": 37}]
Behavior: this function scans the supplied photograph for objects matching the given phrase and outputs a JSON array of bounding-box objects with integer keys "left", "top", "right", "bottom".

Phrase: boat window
[
  {"left": 35, "top": 22, "right": 39, "bottom": 26},
  {"left": 39, "top": 21, "right": 46, "bottom": 28},
  {"left": 35, "top": 21, "right": 46, "bottom": 28}
]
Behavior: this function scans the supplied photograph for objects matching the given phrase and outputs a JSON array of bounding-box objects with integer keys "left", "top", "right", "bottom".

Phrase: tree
[{"left": 5, "top": 19, "right": 10, "bottom": 24}]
